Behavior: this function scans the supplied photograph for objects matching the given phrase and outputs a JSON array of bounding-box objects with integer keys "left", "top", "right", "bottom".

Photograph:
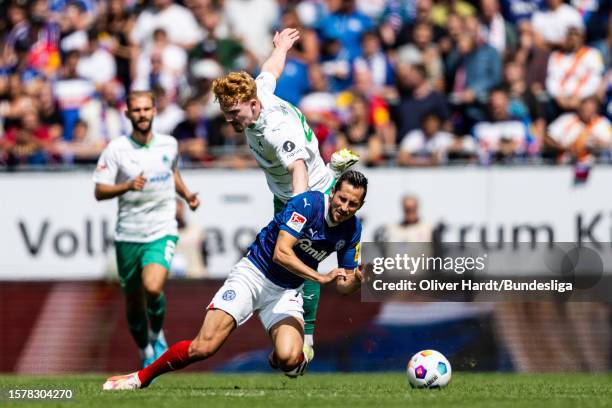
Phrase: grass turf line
[{"left": 0, "top": 373, "right": 611, "bottom": 408}]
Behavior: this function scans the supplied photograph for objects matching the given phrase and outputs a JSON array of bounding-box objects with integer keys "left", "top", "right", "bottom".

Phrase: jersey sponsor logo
[
  {"left": 148, "top": 171, "right": 171, "bottom": 183},
  {"left": 297, "top": 238, "right": 329, "bottom": 262},
  {"left": 335, "top": 239, "right": 346, "bottom": 251},
  {"left": 222, "top": 289, "right": 236, "bottom": 301},
  {"left": 287, "top": 212, "right": 307, "bottom": 233},
  {"left": 283, "top": 141, "right": 296, "bottom": 152}
]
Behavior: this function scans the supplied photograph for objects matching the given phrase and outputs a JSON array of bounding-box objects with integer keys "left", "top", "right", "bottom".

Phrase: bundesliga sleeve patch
[{"left": 286, "top": 212, "right": 307, "bottom": 233}]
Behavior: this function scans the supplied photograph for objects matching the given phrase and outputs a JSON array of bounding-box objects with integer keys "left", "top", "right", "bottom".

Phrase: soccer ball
[{"left": 406, "top": 350, "right": 452, "bottom": 389}]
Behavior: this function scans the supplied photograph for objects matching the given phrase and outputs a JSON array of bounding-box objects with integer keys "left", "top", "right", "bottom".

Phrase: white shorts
[{"left": 207, "top": 257, "right": 304, "bottom": 331}]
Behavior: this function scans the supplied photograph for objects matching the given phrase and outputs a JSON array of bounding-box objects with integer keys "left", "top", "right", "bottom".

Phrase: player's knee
[
  {"left": 143, "top": 283, "right": 163, "bottom": 299},
  {"left": 274, "top": 347, "right": 303, "bottom": 371},
  {"left": 188, "top": 337, "right": 218, "bottom": 360}
]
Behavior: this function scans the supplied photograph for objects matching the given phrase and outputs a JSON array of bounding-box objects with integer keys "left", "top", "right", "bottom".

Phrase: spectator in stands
[
  {"left": 446, "top": 17, "right": 502, "bottom": 132},
  {"left": 79, "top": 81, "right": 125, "bottom": 144},
  {"left": 336, "top": 92, "right": 384, "bottom": 166},
  {"left": 224, "top": 0, "right": 279, "bottom": 62},
  {"left": 545, "top": 96, "right": 612, "bottom": 163},
  {"left": 353, "top": 31, "right": 395, "bottom": 91},
  {"left": 473, "top": 87, "right": 530, "bottom": 163},
  {"left": 571, "top": 0, "right": 609, "bottom": 43},
  {"left": 384, "top": 194, "right": 433, "bottom": 242},
  {"left": 394, "top": 63, "right": 450, "bottom": 140},
  {"left": 499, "top": 0, "right": 545, "bottom": 24},
  {"left": 53, "top": 50, "right": 95, "bottom": 140},
  {"left": 55, "top": 119, "right": 105, "bottom": 164},
  {"left": 134, "top": 28, "right": 186, "bottom": 98},
  {"left": 98, "top": 0, "right": 136, "bottom": 91},
  {"left": 479, "top": 0, "right": 517, "bottom": 56},
  {"left": 37, "top": 81, "right": 63, "bottom": 141},
  {"left": 131, "top": 0, "right": 202, "bottom": 49},
  {"left": 391, "top": 0, "right": 448, "bottom": 49},
  {"left": 278, "top": 7, "right": 319, "bottom": 64},
  {"left": 273, "top": 10, "right": 315, "bottom": 106},
  {"left": 546, "top": 25, "right": 605, "bottom": 113},
  {"left": 398, "top": 112, "right": 459, "bottom": 166},
  {"left": 188, "top": 4, "right": 256, "bottom": 73},
  {"left": 319, "top": 32, "right": 353, "bottom": 92},
  {"left": 317, "top": 0, "right": 374, "bottom": 61},
  {"left": 3, "top": 111, "right": 50, "bottom": 167},
  {"left": 77, "top": 28, "right": 117, "bottom": 86},
  {"left": 172, "top": 97, "right": 207, "bottom": 163},
  {"left": 514, "top": 20, "right": 549, "bottom": 93},
  {"left": 151, "top": 85, "right": 184, "bottom": 135},
  {"left": 2, "top": 1, "right": 30, "bottom": 68},
  {"left": 59, "top": 2, "right": 92, "bottom": 53},
  {"left": 397, "top": 21, "right": 444, "bottom": 90},
  {"left": 531, "top": 0, "right": 583, "bottom": 48},
  {"left": 503, "top": 58, "right": 546, "bottom": 149}
]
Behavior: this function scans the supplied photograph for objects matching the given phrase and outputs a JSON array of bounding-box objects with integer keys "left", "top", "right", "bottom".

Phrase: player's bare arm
[
  {"left": 94, "top": 172, "right": 146, "bottom": 201},
  {"left": 261, "top": 28, "right": 300, "bottom": 80},
  {"left": 287, "top": 159, "right": 308, "bottom": 196},
  {"left": 173, "top": 169, "right": 200, "bottom": 211},
  {"left": 273, "top": 230, "right": 346, "bottom": 284}
]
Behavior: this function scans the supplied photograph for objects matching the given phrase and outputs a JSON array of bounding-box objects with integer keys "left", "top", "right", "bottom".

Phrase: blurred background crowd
[{"left": 0, "top": 0, "right": 611, "bottom": 169}]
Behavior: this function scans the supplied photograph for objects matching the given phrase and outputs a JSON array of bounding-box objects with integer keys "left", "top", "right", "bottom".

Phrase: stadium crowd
[{"left": 0, "top": 0, "right": 611, "bottom": 169}]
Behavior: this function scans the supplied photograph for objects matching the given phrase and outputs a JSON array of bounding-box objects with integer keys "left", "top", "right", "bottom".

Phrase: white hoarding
[{"left": 0, "top": 167, "right": 608, "bottom": 279}]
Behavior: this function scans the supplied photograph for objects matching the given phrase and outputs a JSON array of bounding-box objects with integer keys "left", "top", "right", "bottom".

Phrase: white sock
[
  {"left": 304, "top": 334, "right": 314, "bottom": 347},
  {"left": 149, "top": 329, "right": 165, "bottom": 343},
  {"left": 139, "top": 344, "right": 154, "bottom": 360}
]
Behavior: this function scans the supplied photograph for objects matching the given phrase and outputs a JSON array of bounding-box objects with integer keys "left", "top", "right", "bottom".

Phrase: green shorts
[{"left": 115, "top": 235, "right": 178, "bottom": 293}]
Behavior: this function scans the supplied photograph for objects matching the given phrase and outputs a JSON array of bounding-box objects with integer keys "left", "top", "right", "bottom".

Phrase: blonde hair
[
  {"left": 212, "top": 72, "right": 257, "bottom": 109},
  {"left": 127, "top": 90, "right": 155, "bottom": 109}
]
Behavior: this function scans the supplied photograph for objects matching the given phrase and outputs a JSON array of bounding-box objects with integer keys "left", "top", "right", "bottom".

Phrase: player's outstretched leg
[
  {"left": 329, "top": 148, "right": 360, "bottom": 178},
  {"left": 103, "top": 308, "right": 236, "bottom": 390},
  {"left": 268, "top": 317, "right": 311, "bottom": 378}
]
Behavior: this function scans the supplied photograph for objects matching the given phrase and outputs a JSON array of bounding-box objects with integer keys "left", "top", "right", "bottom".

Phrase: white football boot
[{"left": 102, "top": 372, "right": 142, "bottom": 390}]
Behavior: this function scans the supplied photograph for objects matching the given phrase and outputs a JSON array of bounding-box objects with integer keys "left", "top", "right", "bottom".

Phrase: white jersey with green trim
[
  {"left": 93, "top": 133, "right": 179, "bottom": 243},
  {"left": 245, "top": 71, "right": 334, "bottom": 203}
]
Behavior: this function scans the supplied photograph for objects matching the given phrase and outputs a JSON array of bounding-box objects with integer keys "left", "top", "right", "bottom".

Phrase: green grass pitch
[{"left": 1, "top": 373, "right": 612, "bottom": 407}]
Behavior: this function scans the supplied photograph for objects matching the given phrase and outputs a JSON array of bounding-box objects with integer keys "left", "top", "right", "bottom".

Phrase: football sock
[
  {"left": 147, "top": 292, "right": 166, "bottom": 335},
  {"left": 139, "top": 344, "right": 154, "bottom": 360},
  {"left": 149, "top": 328, "right": 165, "bottom": 343},
  {"left": 138, "top": 340, "right": 193, "bottom": 386},
  {"left": 304, "top": 334, "right": 314, "bottom": 348},
  {"left": 126, "top": 308, "right": 150, "bottom": 349}
]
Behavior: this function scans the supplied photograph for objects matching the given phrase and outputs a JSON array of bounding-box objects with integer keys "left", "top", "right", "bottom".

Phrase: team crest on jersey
[
  {"left": 162, "top": 154, "right": 169, "bottom": 163},
  {"left": 283, "top": 141, "right": 295, "bottom": 152},
  {"left": 335, "top": 240, "right": 346, "bottom": 251},
  {"left": 222, "top": 289, "right": 236, "bottom": 301},
  {"left": 287, "top": 212, "right": 307, "bottom": 233}
]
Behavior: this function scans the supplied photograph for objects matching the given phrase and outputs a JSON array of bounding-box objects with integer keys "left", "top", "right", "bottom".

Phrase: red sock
[{"left": 138, "top": 340, "right": 193, "bottom": 386}]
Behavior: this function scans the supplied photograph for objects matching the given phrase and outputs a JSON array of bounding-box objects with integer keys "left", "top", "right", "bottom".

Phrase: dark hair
[{"left": 335, "top": 170, "right": 368, "bottom": 201}]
